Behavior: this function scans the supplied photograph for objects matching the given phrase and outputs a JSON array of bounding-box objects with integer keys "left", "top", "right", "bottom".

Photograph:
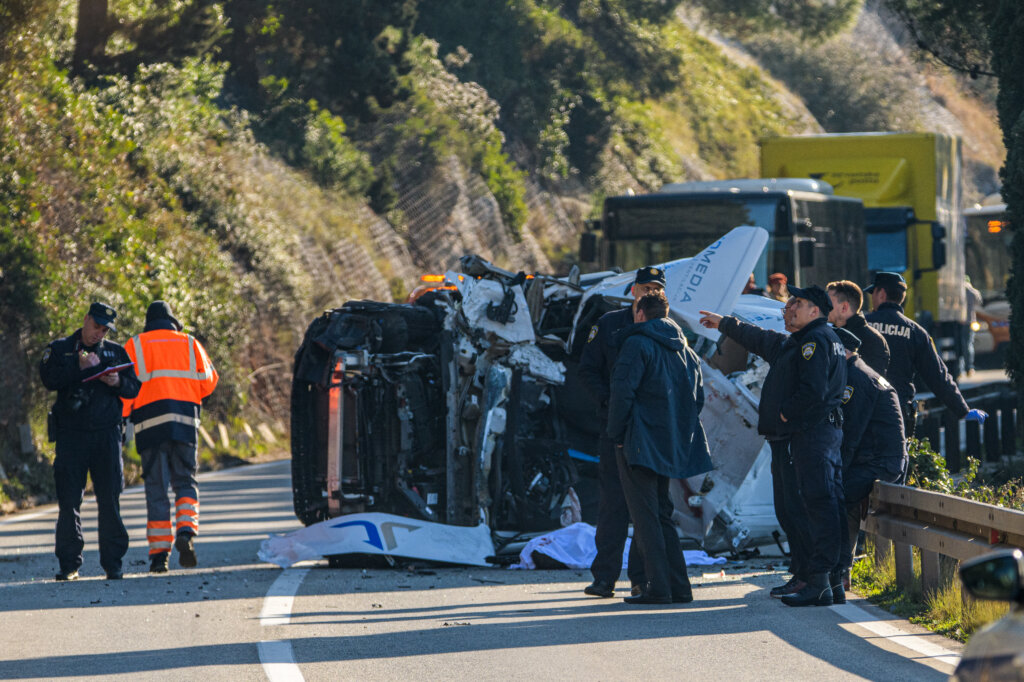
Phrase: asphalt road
[{"left": 0, "top": 460, "right": 962, "bottom": 681}]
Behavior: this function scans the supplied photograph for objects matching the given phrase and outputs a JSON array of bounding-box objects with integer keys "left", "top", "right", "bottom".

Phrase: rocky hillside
[{"left": 0, "top": 0, "right": 1003, "bottom": 504}]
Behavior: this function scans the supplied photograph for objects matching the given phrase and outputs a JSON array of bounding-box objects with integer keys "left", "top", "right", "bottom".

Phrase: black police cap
[
  {"left": 88, "top": 302, "right": 117, "bottom": 331},
  {"left": 834, "top": 326, "right": 861, "bottom": 352},
  {"left": 634, "top": 266, "right": 666, "bottom": 288},
  {"left": 786, "top": 285, "right": 832, "bottom": 314},
  {"left": 863, "top": 271, "right": 907, "bottom": 294}
]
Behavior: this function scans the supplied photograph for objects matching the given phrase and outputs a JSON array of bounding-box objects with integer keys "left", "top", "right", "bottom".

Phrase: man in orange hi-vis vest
[{"left": 123, "top": 301, "right": 218, "bottom": 573}]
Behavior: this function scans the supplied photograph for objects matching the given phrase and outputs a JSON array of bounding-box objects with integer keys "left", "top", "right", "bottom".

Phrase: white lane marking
[
  {"left": 258, "top": 640, "right": 304, "bottom": 682},
  {"left": 261, "top": 568, "right": 310, "bottom": 626},
  {"left": 260, "top": 567, "right": 311, "bottom": 681},
  {"left": 831, "top": 602, "right": 961, "bottom": 667},
  {"left": 0, "top": 460, "right": 290, "bottom": 525}
]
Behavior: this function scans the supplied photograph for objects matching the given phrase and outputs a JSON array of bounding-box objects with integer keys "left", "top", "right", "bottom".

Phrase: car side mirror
[{"left": 959, "top": 549, "right": 1024, "bottom": 603}]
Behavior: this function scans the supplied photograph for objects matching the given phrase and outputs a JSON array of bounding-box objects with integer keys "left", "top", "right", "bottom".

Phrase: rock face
[{"left": 397, "top": 155, "right": 553, "bottom": 276}]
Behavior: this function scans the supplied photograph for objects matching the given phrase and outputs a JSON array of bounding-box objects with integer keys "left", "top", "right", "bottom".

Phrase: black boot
[
  {"left": 781, "top": 573, "right": 833, "bottom": 607},
  {"left": 829, "top": 569, "right": 846, "bottom": 605}
]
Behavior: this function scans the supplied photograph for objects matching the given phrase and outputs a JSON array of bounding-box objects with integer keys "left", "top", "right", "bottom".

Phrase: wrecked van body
[{"left": 289, "top": 226, "right": 784, "bottom": 555}]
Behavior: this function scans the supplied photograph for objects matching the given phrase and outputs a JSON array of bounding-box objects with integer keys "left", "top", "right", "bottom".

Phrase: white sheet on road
[
  {"left": 259, "top": 512, "right": 495, "bottom": 568},
  {"left": 510, "top": 522, "right": 727, "bottom": 570}
]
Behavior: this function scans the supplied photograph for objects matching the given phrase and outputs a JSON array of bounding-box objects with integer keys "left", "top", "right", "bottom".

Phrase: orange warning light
[
  {"left": 988, "top": 220, "right": 1007, "bottom": 234},
  {"left": 420, "top": 274, "right": 446, "bottom": 283}
]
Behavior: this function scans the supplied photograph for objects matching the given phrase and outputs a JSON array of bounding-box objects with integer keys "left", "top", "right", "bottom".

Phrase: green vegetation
[
  {"left": 0, "top": 0, "right": 1002, "bottom": 509},
  {"left": 851, "top": 538, "right": 1009, "bottom": 642},
  {"left": 848, "top": 437, "right": 1021, "bottom": 642}
]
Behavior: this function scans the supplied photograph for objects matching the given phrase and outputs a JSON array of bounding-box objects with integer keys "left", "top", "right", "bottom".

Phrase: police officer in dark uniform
[
  {"left": 863, "top": 272, "right": 987, "bottom": 438},
  {"left": 577, "top": 267, "right": 665, "bottom": 598},
  {"left": 827, "top": 280, "right": 889, "bottom": 375},
  {"left": 833, "top": 327, "right": 906, "bottom": 591},
  {"left": 39, "top": 302, "right": 141, "bottom": 581},
  {"left": 700, "top": 285, "right": 847, "bottom": 607}
]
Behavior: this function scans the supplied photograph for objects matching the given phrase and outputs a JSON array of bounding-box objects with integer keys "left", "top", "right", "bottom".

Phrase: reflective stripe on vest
[
  {"left": 130, "top": 334, "right": 215, "bottom": 383},
  {"left": 134, "top": 412, "right": 201, "bottom": 435}
]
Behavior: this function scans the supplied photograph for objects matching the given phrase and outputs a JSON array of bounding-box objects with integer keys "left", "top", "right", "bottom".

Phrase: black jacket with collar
[
  {"left": 719, "top": 316, "right": 846, "bottom": 439},
  {"left": 40, "top": 329, "right": 141, "bottom": 432}
]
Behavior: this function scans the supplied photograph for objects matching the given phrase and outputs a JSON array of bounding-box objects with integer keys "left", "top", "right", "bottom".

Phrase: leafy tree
[
  {"left": 688, "top": 0, "right": 863, "bottom": 41},
  {"left": 70, "top": 0, "right": 225, "bottom": 78},
  {"left": 881, "top": 1, "right": 1024, "bottom": 401}
]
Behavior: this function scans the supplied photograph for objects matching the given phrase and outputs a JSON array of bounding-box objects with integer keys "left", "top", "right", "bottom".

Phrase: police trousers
[
  {"left": 769, "top": 439, "right": 810, "bottom": 580},
  {"left": 53, "top": 428, "right": 129, "bottom": 574},
  {"left": 590, "top": 436, "right": 643, "bottom": 586},
  {"left": 840, "top": 463, "right": 902, "bottom": 569},
  {"left": 790, "top": 422, "right": 844, "bottom": 576}
]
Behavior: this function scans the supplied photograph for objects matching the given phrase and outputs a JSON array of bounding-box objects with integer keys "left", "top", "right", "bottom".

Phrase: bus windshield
[
  {"left": 965, "top": 207, "right": 1011, "bottom": 302},
  {"left": 603, "top": 196, "right": 785, "bottom": 283}
]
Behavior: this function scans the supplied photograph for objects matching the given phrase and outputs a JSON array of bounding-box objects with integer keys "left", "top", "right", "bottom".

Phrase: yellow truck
[{"left": 760, "top": 132, "right": 967, "bottom": 368}]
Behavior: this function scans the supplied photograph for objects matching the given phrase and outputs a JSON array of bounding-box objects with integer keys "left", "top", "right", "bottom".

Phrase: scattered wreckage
[{"left": 281, "top": 226, "right": 787, "bottom": 567}]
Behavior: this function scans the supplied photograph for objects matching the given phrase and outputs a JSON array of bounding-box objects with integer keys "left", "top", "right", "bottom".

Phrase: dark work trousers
[
  {"left": 616, "top": 446, "right": 691, "bottom": 599},
  {"left": 790, "top": 422, "right": 844, "bottom": 576},
  {"left": 53, "top": 428, "right": 129, "bottom": 575},
  {"left": 840, "top": 465, "right": 901, "bottom": 569},
  {"left": 769, "top": 439, "right": 810, "bottom": 580},
  {"left": 590, "top": 436, "right": 643, "bottom": 586},
  {"left": 141, "top": 440, "right": 199, "bottom": 531}
]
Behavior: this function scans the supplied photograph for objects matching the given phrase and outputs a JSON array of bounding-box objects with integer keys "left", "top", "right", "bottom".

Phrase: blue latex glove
[{"left": 965, "top": 408, "right": 988, "bottom": 424}]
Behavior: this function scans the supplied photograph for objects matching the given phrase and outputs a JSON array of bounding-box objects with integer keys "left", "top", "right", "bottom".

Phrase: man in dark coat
[
  {"left": 827, "top": 280, "right": 889, "bottom": 375},
  {"left": 607, "top": 291, "right": 712, "bottom": 604},
  {"left": 864, "top": 271, "right": 987, "bottom": 438},
  {"left": 578, "top": 266, "right": 665, "bottom": 598},
  {"left": 833, "top": 327, "right": 906, "bottom": 579},
  {"left": 700, "top": 285, "right": 847, "bottom": 607},
  {"left": 39, "top": 302, "right": 141, "bottom": 581}
]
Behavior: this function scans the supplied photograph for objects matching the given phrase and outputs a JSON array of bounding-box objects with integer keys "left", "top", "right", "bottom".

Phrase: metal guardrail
[
  {"left": 916, "top": 380, "right": 1017, "bottom": 472},
  {"left": 864, "top": 481, "right": 1024, "bottom": 594}
]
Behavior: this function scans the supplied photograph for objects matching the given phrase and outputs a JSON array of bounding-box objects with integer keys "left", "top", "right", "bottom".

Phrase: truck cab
[{"left": 760, "top": 132, "right": 966, "bottom": 367}]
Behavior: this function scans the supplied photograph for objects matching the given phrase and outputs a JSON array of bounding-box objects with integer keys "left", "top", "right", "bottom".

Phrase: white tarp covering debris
[
  {"left": 259, "top": 512, "right": 495, "bottom": 568},
  {"left": 510, "top": 522, "right": 727, "bottom": 570}
]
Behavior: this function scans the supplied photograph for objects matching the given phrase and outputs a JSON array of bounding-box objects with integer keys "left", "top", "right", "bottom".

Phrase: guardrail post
[
  {"left": 919, "top": 548, "right": 941, "bottom": 596},
  {"left": 965, "top": 419, "right": 981, "bottom": 463},
  {"left": 874, "top": 537, "right": 891, "bottom": 569},
  {"left": 983, "top": 412, "right": 1001, "bottom": 463},
  {"left": 1000, "top": 395, "right": 1017, "bottom": 456},
  {"left": 943, "top": 411, "right": 961, "bottom": 472},
  {"left": 894, "top": 542, "right": 914, "bottom": 592},
  {"left": 920, "top": 418, "right": 940, "bottom": 459}
]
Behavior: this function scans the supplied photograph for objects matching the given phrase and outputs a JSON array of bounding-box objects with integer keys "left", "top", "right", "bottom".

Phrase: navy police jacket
[
  {"left": 719, "top": 316, "right": 846, "bottom": 439},
  {"left": 844, "top": 313, "right": 890, "bottom": 376},
  {"left": 578, "top": 306, "right": 633, "bottom": 415},
  {"left": 40, "top": 329, "right": 141, "bottom": 432},
  {"left": 841, "top": 355, "right": 906, "bottom": 476},
  {"left": 865, "top": 302, "right": 968, "bottom": 417},
  {"left": 606, "top": 317, "right": 713, "bottom": 479}
]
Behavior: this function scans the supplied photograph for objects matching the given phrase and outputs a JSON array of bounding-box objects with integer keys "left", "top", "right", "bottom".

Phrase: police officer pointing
[
  {"left": 700, "top": 285, "right": 847, "bottom": 607},
  {"left": 577, "top": 267, "right": 664, "bottom": 598},
  {"left": 39, "top": 302, "right": 141, "bottom": 581},
  {"left": 863, "top": 272, "right": 987, "bottom": 437}
]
